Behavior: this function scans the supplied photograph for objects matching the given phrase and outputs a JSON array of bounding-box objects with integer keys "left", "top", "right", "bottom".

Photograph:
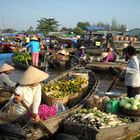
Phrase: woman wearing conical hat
[
  {"left": 11, "top": 66, "right": 49, "bottom": 122},
  {"left": 51, "top": 49, "right": 69, "bottom": 61},
  {"left": 77, "top": 46, "right": 87, "bottom": 60},
  {"left": 25, "top": 36, "right": 40, "bottom": 66},
  {"left": 0, "top": 63, "right": 16, "bottom": 90}
]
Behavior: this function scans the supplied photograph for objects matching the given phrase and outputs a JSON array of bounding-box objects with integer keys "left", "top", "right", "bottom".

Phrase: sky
[{"left": 0, "top": 0, "right": 140, "bottom": 31}]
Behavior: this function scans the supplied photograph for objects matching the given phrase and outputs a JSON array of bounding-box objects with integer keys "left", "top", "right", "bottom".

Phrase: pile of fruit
[
  {"left": 87, "top": 95, "right": 110, "bottom": 111},
  {"left": 66, "top": 107, "right": 130, "bottom": 129},
  {"left": 12, "top": 51, "right": 32, "bottom": 64},
  {"left": 43, "top": 77, "right": 88, "bottom": 98},
  {"left": 120, "top": 94, "right": 140, "bottom": 110}
]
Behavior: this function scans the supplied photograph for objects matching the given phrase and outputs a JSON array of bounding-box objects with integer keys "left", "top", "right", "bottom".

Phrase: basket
[
  {"left": 72, "top": 73, "right": 89, "bottom": 81},
  {"left": 43, "top": 91, "right": 69, "bottom": 106},
  {"left": 121, "top": 107, "right": 140, "bottom": 116},
  {"left": 68, "top": 91, "right": 83, "bottom": 106},
  {"left": 81, "top": 82, "right": 88, "bottom": 93},
  {"left": 69, "top": 91, "right": 82, "bottom": 101}
]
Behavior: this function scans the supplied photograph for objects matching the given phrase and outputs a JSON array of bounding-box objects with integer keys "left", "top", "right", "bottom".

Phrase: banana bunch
[{"left": 12, "top": 51, "right": 32, "bottom": 64}]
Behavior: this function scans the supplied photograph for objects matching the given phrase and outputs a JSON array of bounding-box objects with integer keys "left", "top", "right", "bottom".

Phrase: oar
[
  {"left": 107, "top": 69, "right": 122, "bottom": 92},
  {"left": 10, "top": 88, "right": 53, "bottom": 138}
]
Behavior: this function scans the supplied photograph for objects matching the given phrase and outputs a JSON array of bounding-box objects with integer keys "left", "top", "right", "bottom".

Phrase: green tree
[
  {"left": 77, "top": 22, "right": 91, "bottom": 30},
  {"left": 36, "top": 18, "right": 59, "bottom": 35},
  {"left": 72, "top": 27, "right": 84, "bottom": 36},
  {"left": 2, "top": 28, "right": 16, "bottom": 33},
  {"left": 26, "top": 26, "right": 36, "bottom": 34},
  {"left": 60, "top": 27, "right": 73, "bottom": 32}
]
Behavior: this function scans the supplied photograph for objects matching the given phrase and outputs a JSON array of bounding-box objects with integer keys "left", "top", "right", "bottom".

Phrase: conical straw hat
[
  {"left": 57, "top": 49, "right": 69, "bottom": 55},
  {"left": 31, "top": 36, "right": 38, "bottom": 41},
  {"left": 0, "top": 63, "right": 14, "bottom": 72},
  {"left": 101, "top": 52, "right": 108, "bottom": 59},
  {"left": 79, "top": 46, "right": 86, "bottom": 49},
  {"left": 123, "top": 43, "right": 128, "bottom": 48},
  {"left": 19, "top": 66, "right": 49, "bottom": 85}
]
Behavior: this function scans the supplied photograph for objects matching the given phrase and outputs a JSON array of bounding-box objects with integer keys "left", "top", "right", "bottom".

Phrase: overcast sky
[{"left": 0, "top": 0, "right": 140, "bottom": 31}]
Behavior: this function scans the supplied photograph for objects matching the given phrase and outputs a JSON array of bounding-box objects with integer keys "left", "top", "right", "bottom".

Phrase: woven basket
[
  {"left": 81, "top": 82, "right": 88, "bottom": 93},
  {"left": 72, "top": 73, "right": 89, "bottom": 81},
  {"left": 43, "top": 91, "right": 69, "bottom": 106},
  {"left": 121, "top": 107, "right": 140, "bottom": 116},
  {"left": 69, "top": 91, "right": 82, "bottom": 101}
]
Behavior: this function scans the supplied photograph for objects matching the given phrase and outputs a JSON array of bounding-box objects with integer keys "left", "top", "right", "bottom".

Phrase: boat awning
[{"left": 85, "top": 26, "right": 107, "bottom": 31}]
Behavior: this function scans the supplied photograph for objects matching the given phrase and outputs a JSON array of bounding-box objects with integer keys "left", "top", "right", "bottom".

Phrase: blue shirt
[{"left": 25, "top": 41, "right": 40, "bottom": 53}]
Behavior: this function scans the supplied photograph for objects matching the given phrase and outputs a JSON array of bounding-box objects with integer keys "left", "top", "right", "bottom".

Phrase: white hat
[
  {"left": 123, "top": 43, "right": 128, "bottom": 48},
  {"left": 101, "top": 52, "right": 108, "bottom": 59},
  {"left": 31, "top": 36, "right": 38, "bottom": 41},
  {"left": 80, "top": 46, "right": 86, "bottom": 49},
  {"left": 57, "top": 49, "right": 69, "bottom": 55},
  {"left": 19, "top": 66, "right": 49, "bottom": 85},
  {"left": 0, "top": 63, "right": 14, "bottom": 73}
]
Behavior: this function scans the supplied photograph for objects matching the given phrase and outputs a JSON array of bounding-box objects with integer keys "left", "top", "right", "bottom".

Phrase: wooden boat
[
  {"left": 0, "top": 43, "right": 17, "bottom": 53},
  {"left": 0, "top": 68, "right": 99, "bottom": 139},
  {"left": 47, "top": 54, "right": 79, "bottom": 69},
  {"left": 61, "top": 73, "right": 140, "bottom": 140},
  {"left": 86, "top": 61, "right": 127, "bottom": 72},
  {"left": 0, "top": 53, "right": 13, "bottom": 59},
  {"left": 63, "top": 120, "right": 140, "bottom": 140},
  {"left": 0, "top": 89, "right": 12, "bottom": 107}
]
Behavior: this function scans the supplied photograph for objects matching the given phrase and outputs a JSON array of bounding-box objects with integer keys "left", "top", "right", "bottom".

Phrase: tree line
[{"left": 0, "top": 18, "right": 127, "bottom": 36}]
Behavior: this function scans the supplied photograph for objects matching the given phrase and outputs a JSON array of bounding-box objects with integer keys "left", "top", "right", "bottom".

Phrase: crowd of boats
[{"left": 0, "top": 34, "right": 140, "bottom": 140}]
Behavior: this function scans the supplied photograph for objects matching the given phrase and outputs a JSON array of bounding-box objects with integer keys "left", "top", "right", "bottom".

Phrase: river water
[{"left": 0, "top": 57, "right": 71, "bottom": 83}]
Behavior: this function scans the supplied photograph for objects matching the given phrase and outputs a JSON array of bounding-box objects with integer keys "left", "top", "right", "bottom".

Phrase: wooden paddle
[
  {"left": 107, "top": 69, "right": 122, "bottom": 92},
  {"left": 10, "top": 87, "right": 53, "bottom": 138}
]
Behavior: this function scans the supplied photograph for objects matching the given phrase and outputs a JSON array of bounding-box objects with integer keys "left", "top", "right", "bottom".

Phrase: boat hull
[{"left": 0, "top": 69, "right": 99, "bottom": 139}]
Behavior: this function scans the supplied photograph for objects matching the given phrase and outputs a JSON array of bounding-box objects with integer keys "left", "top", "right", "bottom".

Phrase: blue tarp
[{"left": 85, "top": 26, "right": 107, "bottom": 31}]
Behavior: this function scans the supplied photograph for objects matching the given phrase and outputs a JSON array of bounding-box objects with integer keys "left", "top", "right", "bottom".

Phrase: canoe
[
  {"left": 0, "top": 53, "right": 13, "bottom": 59},
  {"left": 47, "top": 54, "right": 79, "bottom": 69},
  {"left": 63, "top": 120, "right": 140, "bottom": 140},
  {"left": 86, "top": 61, "right": 127, "bottom": 72},
  {"left": 12, "top": 59, "right": 48, "bottom": 71},
  {"left": 61, "top": 73, "right": 140, "bottom": 140},
  {"left": 0, "top": 89, "right": 12, "bottom": 107},
  {"left": 0, "top": 68, "right": 99, "bottom": 139}
]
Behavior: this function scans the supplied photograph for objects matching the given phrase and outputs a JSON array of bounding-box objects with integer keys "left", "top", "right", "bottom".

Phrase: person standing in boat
[
  {"left": 120, "top": 47, "right": 140, "bottom": 98},
  {"left": 0, "top": 63, "right": 16, "bottom": 90},
  {"left": 101, "top": 47, "right": 116, "bottom": 63},
  {"left": 25, "top": 36, "right": 40, "bottom": 66},
  {"left": 122, "top": 41, "right": 134, "bottom": 61},
  {"left": 11, "top": 66, "right": 49, "bottom": 122},
  {"left": 24, "top": 34, "right": 30, "bottom": 46}
]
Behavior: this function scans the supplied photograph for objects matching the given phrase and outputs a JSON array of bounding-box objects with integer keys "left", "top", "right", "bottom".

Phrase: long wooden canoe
[
  {"left": 86, "top": 61, "right": 127, "bottom": 72},
  {"left": 0, "top": 68, "right": 99, "bottom": 139}
]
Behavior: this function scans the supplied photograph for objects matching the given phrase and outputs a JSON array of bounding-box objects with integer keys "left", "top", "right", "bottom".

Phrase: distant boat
[{"left": 0, "top": 53, "right": 13, "bottom": 59}]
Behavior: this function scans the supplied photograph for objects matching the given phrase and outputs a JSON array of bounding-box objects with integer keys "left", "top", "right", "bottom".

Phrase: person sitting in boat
[
  {"left": 77, "top": 46, "right": 86, "bottom": 60},
  {"left": 51, "top": 49, "right": 69, "bottom": 62},
  {"left": 0, "top": 63, "right": 16, "bottom": 90},
  {"left": 25, "top": 36, "right": 40, "bottom": 66},
  {"left": 101, "top": 47, "right": 116, "bottom": 63},
  {"left": 11, "top": 66, "right": 49, "bottom": 122}
]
